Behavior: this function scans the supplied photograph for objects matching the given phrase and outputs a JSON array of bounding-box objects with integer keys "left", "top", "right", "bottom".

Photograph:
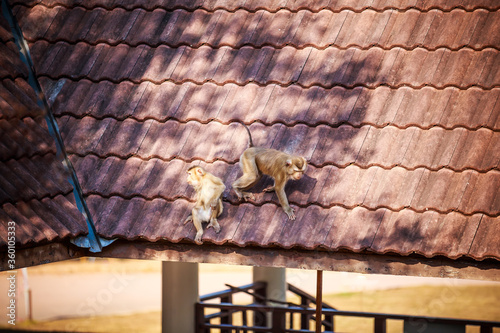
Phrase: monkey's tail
[{"left": 242, "top": 123, "right": 254, "bottom": 147}]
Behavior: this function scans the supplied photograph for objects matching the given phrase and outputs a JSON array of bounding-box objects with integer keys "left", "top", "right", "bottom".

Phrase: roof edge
[
  {"left": 0, "top": 242, "right": 85, "bottom": 271},
  {"left": 2, "top": 241, "right": 498, "bottom": 282},
  {"left": 93, "top": 241, "right": 500, "bottom": 282}
]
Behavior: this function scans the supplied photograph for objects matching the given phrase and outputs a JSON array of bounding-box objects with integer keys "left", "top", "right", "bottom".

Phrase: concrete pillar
[
  {"left": 253, "top": 266, "right": 287, "bottom": 303},
  {"left": 253, "top": 266, "right": 286, "bottom": 327},
  {"left": 162, "top": 261, "right": 199, "bottom": 333}
]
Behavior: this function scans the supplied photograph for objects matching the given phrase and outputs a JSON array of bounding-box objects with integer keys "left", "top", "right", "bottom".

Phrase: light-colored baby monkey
[
  {"left": 232, "top": 125, "right": 307, "bottom": 220},
  {"left": 184, "top": 166, "right": 225, "bottom": 244}
]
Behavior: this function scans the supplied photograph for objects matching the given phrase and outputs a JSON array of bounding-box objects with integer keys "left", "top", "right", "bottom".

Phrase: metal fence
[{"left": 196, "top": 282, "right": 500, "bottom": 333}]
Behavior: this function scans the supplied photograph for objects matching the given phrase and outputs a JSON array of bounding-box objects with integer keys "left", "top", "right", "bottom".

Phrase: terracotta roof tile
[
  {"left": 0, "top": 195, "right": 86, "bottom": 248},
  {"left": 471, "top": 11, "right": 500, "bottom": 49},
  {"left": 0, "top": 161, "right": 36, "bottom": 202},
  {"left": 16, "top": 7, "right": 500, "bottom": 50},
  {"left": 0, "top": 14, "right": 12, "bottom": 43},
  {"left": 0, "top": 116, "right": 54, "bottom": 159},
  {"left": 58, "top": 116, "right": 500, "bottom": 174},
  {"left": 3, "top": 202, "right": 49, "bottom": 244},
  {"left": 0, "top": 153, "right": 73, "bottom": 204},
  {"left": 318, "top": 166, "right": 376, "bottom": 208},
  {"left": 327, "top": 207, "right": 387, "bottom": 251},
  {"left": 0, "top": 79, "right": 43, "bottom": 119},
  {"left": 469, "top": 216, "right": 500, "bottom": 260},
  {"left": 70, "top": 150, "right": 500, "bottom": 218},
  {"left": 311, "top": 125, "right": 366, "bottom": 166},
  {"left": 230, "top": 203, "right": 283, "bottom": 246},
  {"left": 5, "top": 0, "right": 500, "bottom": 265},
  {"left": 356, "top": 126, "right": 415, "bottom": 167},
  {"left": 29, "top": 41, "right": 500, "bottom": 88},
  {"left": 13, "top": 5, "right": 57, "bottom": 39},
  {"left": 278, "top": 205, "right": 328, "bottom": 249},
  {"left": 458, "top": 171, "right": 500, "bottom": 215},
  {"left": 303, "top": 86, "right": 361, "bottom": 125},
  {"left": 0, "top": 41, "right": 29, "bottom": 78},
  {"left": 410, "top": 169, "right": 472, "bottom": 213},
  {"left": 0, "top": 7, "right": 89, "bottom": 250},
  {"left": 448, "top": 128, "right": 500, "bottom": 171},
  {"left": 362, "top": 167, "right": 425, "bottom": 210},
  {"left": 44, "top": 78, "right": 500, "bottom": 130},
  {"left": 401, "top": 127, "right": 461, "bottom": 169},
  {"left": 372, "top": 210, "right": 483, "bottom": 259},
  {"left": 88, "top": 195, "right": 129, "bottom": 237}
]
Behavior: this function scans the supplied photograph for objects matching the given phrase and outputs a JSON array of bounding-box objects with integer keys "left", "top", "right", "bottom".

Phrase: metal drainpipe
[{"left": 1, "top": 1, "right": 113, "bottom": 252}]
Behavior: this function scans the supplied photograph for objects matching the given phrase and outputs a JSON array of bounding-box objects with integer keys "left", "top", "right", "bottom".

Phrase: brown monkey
[
  {"left": 232, "top": 125, "right": 307, "bottom": 220},
  {"left": 184, "top": 166, "right": 225, "bottom": 244}
]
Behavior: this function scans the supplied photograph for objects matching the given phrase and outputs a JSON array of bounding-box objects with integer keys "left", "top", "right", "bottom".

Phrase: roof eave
[{"left": 3, "top": 241, "right": 499, "bottom": 281}]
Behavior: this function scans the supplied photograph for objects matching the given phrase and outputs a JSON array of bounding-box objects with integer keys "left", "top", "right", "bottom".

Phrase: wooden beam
[
  {"left": 0, "top": 242, "right": 84, "bottom": 271},
  {"left": 93, "top": 241, "right": 500, "bottom": 282},
  {"left": 2, "top": 241, "right": 500, "bottom": 283}
]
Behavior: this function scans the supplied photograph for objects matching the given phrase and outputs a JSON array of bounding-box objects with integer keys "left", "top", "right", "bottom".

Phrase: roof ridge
[{"left": 14, "top": 2, "right": 500, "bottom": 13}]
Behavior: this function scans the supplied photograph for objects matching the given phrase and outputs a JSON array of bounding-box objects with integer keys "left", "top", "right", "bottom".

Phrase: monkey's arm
[
  {"left": 206, "top": 184, "right": 224, "bottom": 234},
  {"left": 275, "top": 185, "right": 296, "bottom": 220},
  {"left": 208, "top": 183, "right": 226, "bottom": 209},
  {"left": 191, "top": 207, "right": 204, "bottom": 245}
]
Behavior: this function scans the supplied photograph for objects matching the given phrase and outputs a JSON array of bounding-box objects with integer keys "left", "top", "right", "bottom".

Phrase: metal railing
[{"left": 196, "top": 282, "right": 500, "bottom": 333}]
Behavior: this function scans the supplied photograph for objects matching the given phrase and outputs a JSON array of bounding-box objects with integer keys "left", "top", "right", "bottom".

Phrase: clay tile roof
[
  {"left": 0, "top": 3, "right": 86, "bottom": 249},
  {"left": 3, "top": 0, "right": 500, "bottom": 267}
]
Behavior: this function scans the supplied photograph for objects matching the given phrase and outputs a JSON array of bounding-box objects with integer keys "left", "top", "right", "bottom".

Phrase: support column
[
  {"left": 162, "top": 261, "right": 199, "bottom": 333},
  {"left": 253, "top": 266, "right": 286, "bottom": 327},
  {"left": 253, "top": 266, "right": 287, "bottom": 303}
]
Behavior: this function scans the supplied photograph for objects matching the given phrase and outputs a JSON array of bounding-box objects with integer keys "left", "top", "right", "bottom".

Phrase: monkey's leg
[
  {"left": 233, "top": 173, "right": 258, "bottom": 200},
  {"left": 275, "top": 185, "right": 296, "bottom": 220},
  {"left": 208, "top": 218, "right": 221, "bottom": 233},
  {"left": 232, "top": 156, "right": 260, "bottom": 201},
  {"left": 191, "top": 208, "right": 204, "bottom": 245}
]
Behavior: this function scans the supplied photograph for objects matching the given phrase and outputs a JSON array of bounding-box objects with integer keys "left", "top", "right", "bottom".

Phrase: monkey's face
[
  {"left": 186, "top": 171, "right": 197, "bottom": 187},
  {"left": 186, "top": 167, "right": 204, "bottom": 187},
  {"left": 291, "top": 170, "right": 304, "bottom": 180},
  {"left": 287, "top": 157, "right": 307, "bottom": 180}
]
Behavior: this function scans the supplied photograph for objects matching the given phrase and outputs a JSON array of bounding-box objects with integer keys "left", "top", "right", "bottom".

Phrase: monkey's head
[
  {"left": 186, "top": 166, "right": 205, "bottom": 187},
  {"left": 286, "top": 156, "right": 307, "bottom": 180}
]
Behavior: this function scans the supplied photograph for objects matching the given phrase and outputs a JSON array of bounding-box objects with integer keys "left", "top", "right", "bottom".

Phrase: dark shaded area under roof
[{"left": 1, "top": 0, "right": 499, "bottom": 279}]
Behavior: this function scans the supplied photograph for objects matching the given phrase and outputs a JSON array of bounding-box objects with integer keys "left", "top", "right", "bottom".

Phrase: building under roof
[{"left": 1, "top": 0, "right": 499, "bottom": 282}]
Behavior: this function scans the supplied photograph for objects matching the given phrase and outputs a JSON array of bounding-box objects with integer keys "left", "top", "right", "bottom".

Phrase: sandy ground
[{"left": 1, "top": 263, "right": 498, "bottom": 323}]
